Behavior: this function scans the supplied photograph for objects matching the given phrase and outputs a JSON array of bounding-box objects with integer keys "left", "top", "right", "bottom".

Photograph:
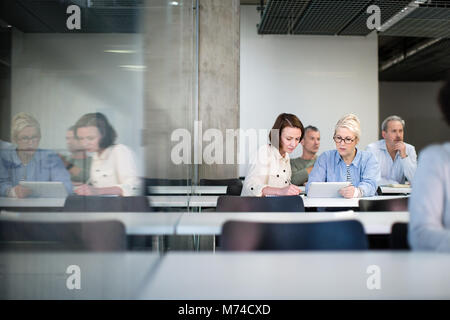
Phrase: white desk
[
  {"left": 1, "top": 195, "right": 410, "bottom": 209},
  {"left": 138, "top": 252, "right": 450, "bottom": 299},
  {"left": 148, "top": 185, "right": 227, "bottom": 195},
  {"left": 175, "top": 211, "right": 409, "bottom": 235},
  {"left": 301, "top": 195, "right": 409, "bottom": 208},
  {"left": 0, "top": 252, "right": 160, "bottom": 299},
  {"left": 0, "top": 211, "right": 182, "bottom": 235},
  {"left": 380, "top": 186, "right": 412, "bottom": 194},
  {"left": 0, "top": 197, "right": 66, "bottom": 208}
]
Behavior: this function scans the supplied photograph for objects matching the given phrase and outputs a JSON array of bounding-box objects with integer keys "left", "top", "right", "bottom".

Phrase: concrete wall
[
  {"left": 379, "top": 81, "right": 450, "bottom": 154},
  {"left": 239, "top": 6, "right": 379, "bottom": 176},
  {"left": 198, "top": 0, "right": 240, "bottom": 179}
]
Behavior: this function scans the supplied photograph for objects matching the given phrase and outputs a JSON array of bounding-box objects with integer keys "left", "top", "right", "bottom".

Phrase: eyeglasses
[
  {"left": 333, "top": 136, "right": 355, "bottom": 144},
  {"left": 17, "top": 136, "right": 40, "bottom": 143}
]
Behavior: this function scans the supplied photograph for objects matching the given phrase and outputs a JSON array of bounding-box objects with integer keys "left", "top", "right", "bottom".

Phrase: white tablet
[
  {"left": 307, "top": 182, "right": 351, "bottom": 198},
  {"left": 19, "top": 181, "right": 68, "bottom": 198}
]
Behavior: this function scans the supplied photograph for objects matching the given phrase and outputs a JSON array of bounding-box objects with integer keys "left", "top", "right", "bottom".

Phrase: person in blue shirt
[
  {"left": 408, "top": 77, "right": 450, "bottom": 251},
  {"left": 0, "top": 113, "right": 72, "bottom": 198},
  {"left": 306, "top": 114, "right": 379, "bottom": 198}
]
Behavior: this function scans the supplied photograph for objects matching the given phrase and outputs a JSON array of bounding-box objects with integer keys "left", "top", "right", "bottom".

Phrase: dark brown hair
[
  {"left": 438, "top": 75, "right": 450, "bottom": 126},
  {"left": 269, "top": 113, "right": 304, "bottom": 149},
  {"left": 74, "top": 113, "right": 117, "bottom": 149}
]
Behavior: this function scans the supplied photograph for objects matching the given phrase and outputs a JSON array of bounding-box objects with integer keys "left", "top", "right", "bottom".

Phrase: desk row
[{"left": 0, "top": 211, "right": 409, "bottom": 235}]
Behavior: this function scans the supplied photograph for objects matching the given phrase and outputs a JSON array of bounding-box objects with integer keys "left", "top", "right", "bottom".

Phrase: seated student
[
  {"left": 59, "top": 126, "right": 92, "bottom": 185},
  {"left": 0, "top": 113, "right": 72, "bottom": 198},
  {"left": 366, "top": 115, "right": 417, "bottom": 185},
  {"left": 290, "top": 125, "right": 320, "bottom": 186},
  {"left": 241, "top": 113, "right": 304, "bottom": 197},
  {"left": 306, "top": 114, "right": 379, "bottom": 198},
  {"left": 409, "top": 78, "right": 450, "bottom": 251},
  {"left": 73, "top": 112, "right": 141, "bottom": 196}
]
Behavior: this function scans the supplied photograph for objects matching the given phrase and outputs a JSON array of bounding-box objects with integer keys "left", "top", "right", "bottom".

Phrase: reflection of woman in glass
[
  {"left": 0, "top": 113, "right": 72, "bottom": 198},
  {"left": 73, "top": 112, "right": 141, "bottom": 196},
  {"left": 306, "top": 114, "right": 379, "bottom": 198}
]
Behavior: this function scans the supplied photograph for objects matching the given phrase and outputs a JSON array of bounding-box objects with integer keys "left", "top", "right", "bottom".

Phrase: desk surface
[
  {"left": 148, "top": 185, "right": 228, "bottom": 195},
  {"left": 139, "top": 252, "right": 450, "bottom": 299},
  {"left": 0, "top": 252, "right": 160, "bottom": 299},
  {"left": 0, "top": 211, "right": 182, "bottom": 235},
  {"left": 175, "top": 211, "right": 409, "bottom": 235},
  {"left": 1, "top": 195, "right": 410, "bottom": 209}
]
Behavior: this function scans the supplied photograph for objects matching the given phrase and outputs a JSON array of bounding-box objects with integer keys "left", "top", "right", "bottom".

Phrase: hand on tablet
[
  {"left": 13, "top": 185, "right": 32, "bottom": 198},
  {"left": 339, "top": 185, "right": 356, "bottom": 199},
  {"left": 279, "top": 184, "right": 302, "bottom": 196},
  {"left": 74, "top": 184, "right": 99, "bottom": 196}
]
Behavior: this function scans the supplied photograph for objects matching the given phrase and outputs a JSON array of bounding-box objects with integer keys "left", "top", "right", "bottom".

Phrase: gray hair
[
  {"left": 381, "top": 115, "right": 405, "bottom": 132},
  {"left": 11, "top": 113, "right": 41, "bottom": 144},
  {"left": 334, "top": 114, "right": 361, "bottom": 141}
]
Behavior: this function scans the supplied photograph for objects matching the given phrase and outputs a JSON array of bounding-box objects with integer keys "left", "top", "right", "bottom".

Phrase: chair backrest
[
  {"left": 221, "top": 220, "right": 368, "bottom": 251},
  {"left": 145, "top": 178, "right": 191, "bottom": 186},
  {"left": 216, "top": 195, "right": 304, "bottom": 212},
  {"left": 200, "top": 178, "right": 243, "bottom": 196},
  {"left": 390, "top": 222, "right": 410, "bottom": 250},
  {"left": 0, "top": 220, "right": 126, "bottom": 251},
  {"left": 63, "top": 196, "right": 152, "bottom": 212},
  {"left": 359, "top": 198, "right": 408, "bottom": 211}
]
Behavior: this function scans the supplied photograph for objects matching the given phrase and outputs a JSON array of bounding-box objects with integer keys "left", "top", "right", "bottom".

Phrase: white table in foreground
[
  {"left": 148, "top": 186, "right": 227, "bottom": 195},
  {"left": 0, "top": 211, "right": 182, "bottom": 235},
  {"left": 138, "top": 252, "right": 450, "bottom": 299},
  {"left": 0, "top": 252, "right": 160, "bottom": 299},
  {"left": 175, "top": 211, "right": 409, "bottom": 235}
]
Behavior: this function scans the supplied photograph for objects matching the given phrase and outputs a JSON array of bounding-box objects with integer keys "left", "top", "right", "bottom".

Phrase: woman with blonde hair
[
  {"left": 242, "top": 113, "right": 304, "bottom": 197},
  {"left": 306, "top": 114, "right": 379, "bottom": 198},
  {"left": 0, "top": 113, "right": 72, "bottom": 198}
]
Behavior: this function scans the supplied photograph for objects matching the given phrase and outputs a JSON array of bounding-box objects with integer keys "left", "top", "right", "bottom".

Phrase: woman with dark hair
[
  {"left": 409, "top": 77, "right": 450, "bottom": 251},
  {"left": 73, "top": 112, "right": 141, "bottom": 196},
  {"left": 241, "top": 113, "right": 304, "bottom": 197}
]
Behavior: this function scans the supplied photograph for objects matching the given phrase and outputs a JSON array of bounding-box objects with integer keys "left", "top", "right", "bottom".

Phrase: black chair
[
  {"left": 359, "top": 197, "right": 408, "bottom": 211},
  {"left": 390, "top": 223, "right": 410, "bottom": 250},
  {"left": 221, "top": 220, "right": 368, "bottom": 251},
  {"left": 0, "top": 220, "right": 126, "bottom": 251},
  {"left": 63, "top": 196, "right": 152, "bottom": 212},
  {"left": 145, "top": 178, "right": 191, "bottom": 186},
  {"left": 200, "top": 178, "right": 243, "bottom": 196},
  {"left": 216, "top": 195, "right": 304, "bottom": 212}
]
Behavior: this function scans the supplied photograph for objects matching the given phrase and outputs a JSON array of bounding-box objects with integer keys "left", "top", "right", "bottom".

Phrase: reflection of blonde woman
[
  {"left": 242, "top": 113, "right": 304, "bottom": 197},
  {"left": 306, "top": 114, "right": 379, "bottom": 198},
  {"left": 73, "top": 112, "right": 141, "bottom": 196},
  {"left": 0, "top": 113, "right": 72, "bottom": 198}
]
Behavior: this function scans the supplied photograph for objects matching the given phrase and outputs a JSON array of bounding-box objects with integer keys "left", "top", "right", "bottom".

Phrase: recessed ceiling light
[
  {"left": 170, "top": 1, "right": 179, "bottom": 6},
  {"left": 104, "top": 50, "right": 136, "bottom": 54},
  {"left": 119, "top": 65, "right": 147, "bottom": 71}
]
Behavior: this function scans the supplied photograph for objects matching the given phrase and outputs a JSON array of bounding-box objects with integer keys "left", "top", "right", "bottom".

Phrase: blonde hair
[
  {"left": 334, "top": 114, "right": 361, "bottom": 141},
  {"left": 11, "top": 113, "right": 41, "bottom": 144}
]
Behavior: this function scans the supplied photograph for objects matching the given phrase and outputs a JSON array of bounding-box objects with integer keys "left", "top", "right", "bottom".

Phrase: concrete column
[{"left": 198, "top": 0, "right": 240, "bottom": 180}]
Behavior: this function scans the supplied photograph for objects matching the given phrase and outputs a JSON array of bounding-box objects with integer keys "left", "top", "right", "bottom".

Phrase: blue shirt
[
  {"left": 306, "top": 149, "right": 380, "bottom": 197},
  {"left": 366, "top": 139, "right": 417, "bottom": 185},
  {"left": 408, "top": 143, "right": 450, "bottom": 252},
  {"left": 0, "top": 148, "right": 73, "bottom": 196}
]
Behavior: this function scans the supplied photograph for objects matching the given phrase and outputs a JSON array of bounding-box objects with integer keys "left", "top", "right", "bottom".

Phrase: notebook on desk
[
  {"left": 19, "top": 181, "right": 68, "bottom": 198},
  {"left": 307, "top": 182, "right": 351, "bottom": 198}
]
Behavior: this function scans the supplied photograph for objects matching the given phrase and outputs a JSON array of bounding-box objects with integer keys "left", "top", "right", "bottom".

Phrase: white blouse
[
  {"left": 90, "top": 144, "right": 141, "bottom": 196},
  {"left": 241, "top": 144, "right": 292, "bottom": 196}
]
